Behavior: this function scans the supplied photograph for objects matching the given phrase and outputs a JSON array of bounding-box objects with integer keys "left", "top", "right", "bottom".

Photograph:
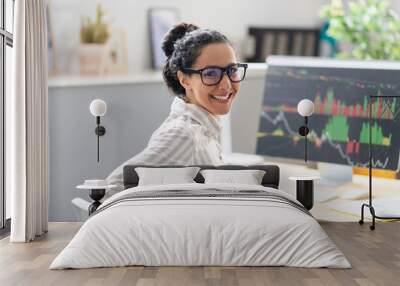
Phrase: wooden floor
[{"left": 1, "top": 222, "right": 399, "bottom": 286}]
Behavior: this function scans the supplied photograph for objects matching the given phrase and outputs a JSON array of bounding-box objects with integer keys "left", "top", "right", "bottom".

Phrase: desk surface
[{"left": 238, "top": 157, "right": 400, "bottom": 222}]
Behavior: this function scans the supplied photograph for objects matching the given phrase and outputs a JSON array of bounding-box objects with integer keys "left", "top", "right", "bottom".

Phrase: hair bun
[{"left": 162, "top": 22, "right": 199, "bottom": 57}]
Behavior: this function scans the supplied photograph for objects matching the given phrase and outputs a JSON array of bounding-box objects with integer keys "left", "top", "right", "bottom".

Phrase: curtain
[{"left": 7, "top": 0, "right": 49, "bottom": 242}]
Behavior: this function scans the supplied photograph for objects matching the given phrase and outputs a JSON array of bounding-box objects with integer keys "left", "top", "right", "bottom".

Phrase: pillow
[
  {"left": 200, "top": 169, "right": 266, "bottom": 185},
  {"left": 135, "top": 167, "right": 200, "bottom": 186}
]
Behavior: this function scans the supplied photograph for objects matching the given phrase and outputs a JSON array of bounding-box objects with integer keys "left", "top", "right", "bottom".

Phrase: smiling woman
[
  {"left": 163, "top": 23, "right": 247, "bottom": 115},
  {"left": 105, "top": 23, "right": 248, "bottom": 194}
]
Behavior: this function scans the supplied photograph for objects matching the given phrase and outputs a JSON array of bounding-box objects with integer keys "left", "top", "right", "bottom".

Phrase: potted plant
[
  {"left": 78, "top": 4, "right": 111, "bottom": 75},
  {"left": 320, "top": 0, "right": 400, "bottom": 60}
]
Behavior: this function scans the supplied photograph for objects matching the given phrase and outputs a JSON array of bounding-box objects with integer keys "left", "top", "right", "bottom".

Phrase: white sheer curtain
[{"left": 7, "top": 0, "right": 49, "bottom": 242}]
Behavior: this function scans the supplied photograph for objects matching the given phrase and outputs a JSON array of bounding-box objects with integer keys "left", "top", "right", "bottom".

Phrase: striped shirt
[{"left": 106, "top": 97, "right": 224, "bottom": 192}]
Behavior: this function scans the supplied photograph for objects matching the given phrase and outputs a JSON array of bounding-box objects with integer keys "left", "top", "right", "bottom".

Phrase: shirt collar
[{"left": 170, "top": 97, "right": 222, "bottom": 137}]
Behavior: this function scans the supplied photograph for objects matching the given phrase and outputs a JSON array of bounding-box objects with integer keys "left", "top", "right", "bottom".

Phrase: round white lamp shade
[
  {"left": 297, "top": 99, "right": 314, "bottom": 117},
  {"left": 90, "top": 99, "right": 107, "bottom": 117}
]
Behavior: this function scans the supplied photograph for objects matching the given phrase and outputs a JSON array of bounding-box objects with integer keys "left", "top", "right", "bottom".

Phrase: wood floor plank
[
  {"left": 0, "top": 222, "right": 399, "bottom": 286},
  {"left": 204, "top": 267, "right": 221, "bottom": 279}
]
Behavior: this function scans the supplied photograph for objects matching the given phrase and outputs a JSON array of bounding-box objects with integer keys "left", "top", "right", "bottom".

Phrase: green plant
[
  {"left": 80, "top": 4, "right": 110, "bottom": 44},
  {"left": 320, "top": 0, "right": 400, "bottom": 60}
]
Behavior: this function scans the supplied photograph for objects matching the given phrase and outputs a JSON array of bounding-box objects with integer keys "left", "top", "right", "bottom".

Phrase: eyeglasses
[{"left": 182, "top": 63, "right": 248, "bottom": 86}]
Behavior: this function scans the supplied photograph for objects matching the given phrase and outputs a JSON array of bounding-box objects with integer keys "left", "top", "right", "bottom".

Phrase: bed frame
[{"left": 123, "top": 165, "right": 280, "bottom": 189}]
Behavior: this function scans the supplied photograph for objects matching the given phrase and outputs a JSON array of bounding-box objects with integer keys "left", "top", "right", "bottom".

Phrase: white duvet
[{"left": 50, "top": 183, "right": 351, "bottom": 269}]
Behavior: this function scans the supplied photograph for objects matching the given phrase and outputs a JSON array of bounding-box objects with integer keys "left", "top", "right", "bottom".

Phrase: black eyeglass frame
[{"left": 182, "top": 63, "right": 248, "bottom": 86}]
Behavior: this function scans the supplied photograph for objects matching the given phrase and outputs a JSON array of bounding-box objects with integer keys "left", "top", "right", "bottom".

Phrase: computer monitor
[{"left": 256, "top": 56, "right": 400, "bottom": 171}]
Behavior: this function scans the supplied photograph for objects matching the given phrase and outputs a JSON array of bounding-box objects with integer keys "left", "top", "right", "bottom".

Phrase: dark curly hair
[{"left": 162, "top": 23, "right": 230, "bottom": 97}]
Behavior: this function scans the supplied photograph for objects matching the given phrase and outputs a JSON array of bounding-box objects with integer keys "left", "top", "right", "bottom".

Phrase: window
[{"left": 1, "top": 0, "right": 14, "bottom": 234}]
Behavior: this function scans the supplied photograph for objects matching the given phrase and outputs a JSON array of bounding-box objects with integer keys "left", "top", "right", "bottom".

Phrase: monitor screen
[{"left": 256, "top": 56, "right": 400, "bottom": 170}]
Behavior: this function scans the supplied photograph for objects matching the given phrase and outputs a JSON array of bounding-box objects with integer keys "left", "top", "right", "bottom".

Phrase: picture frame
[
  {"left": 107, "top": 27, "right": 129, "bottom": 74},
  {"left": 148, "top": 8, "right": 180, "bottom": 70}
]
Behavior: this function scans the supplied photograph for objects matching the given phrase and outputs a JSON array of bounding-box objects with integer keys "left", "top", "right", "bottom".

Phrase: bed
[{"left": 50, "top": 165, "right": 350, "bottom": 269}]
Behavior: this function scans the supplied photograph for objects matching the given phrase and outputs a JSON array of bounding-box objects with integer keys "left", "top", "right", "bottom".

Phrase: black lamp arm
[
  {"left": 298, "top": 116, "right": 310, "bottom": 162},
  {"left": 94, "top": 116, "right": 106, "bottom": 162},
  {"left": 305, "top": 116, "right": 308, "bottom": 162}
]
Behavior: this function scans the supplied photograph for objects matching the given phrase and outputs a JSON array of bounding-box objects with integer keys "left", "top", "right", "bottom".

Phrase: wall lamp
[
  {"left": 297, "top": 99, "right": 314, "bottom": 162},
  {"left": 89, "top": 99, "right": 107, "bottom": 162}
]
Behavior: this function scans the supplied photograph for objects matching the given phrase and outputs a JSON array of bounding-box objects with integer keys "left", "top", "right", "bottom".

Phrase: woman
[{"left": 106, "top": 23, "right": 248, "bottom": 192}]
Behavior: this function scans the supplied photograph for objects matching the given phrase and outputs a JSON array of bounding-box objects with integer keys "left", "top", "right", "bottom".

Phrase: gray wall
[{"left": 48, "top": 75, "right": 265, "bottom": 221}]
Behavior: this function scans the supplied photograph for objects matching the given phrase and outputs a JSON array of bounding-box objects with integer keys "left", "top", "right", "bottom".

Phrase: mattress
[{"left": 50, "top": 183, "right": 350, "bottom": 269}]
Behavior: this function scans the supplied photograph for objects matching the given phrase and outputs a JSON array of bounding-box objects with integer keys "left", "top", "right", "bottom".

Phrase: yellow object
[{"left": 353, "top": 167, "right": 397, "bottom": 179}]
